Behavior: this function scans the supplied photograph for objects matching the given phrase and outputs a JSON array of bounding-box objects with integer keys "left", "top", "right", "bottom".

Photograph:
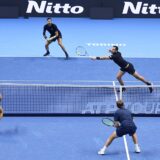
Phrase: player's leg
[
  {"left": 117, "top": 70, "right": 125, "bottom": 85},
  {"left": 131, "top": 133, "right": 141, "bottom": 153},
  {"left": 57, "top": 38, "right": 69, "bottom": 59},
  {"left": 117, "top": 70, "right": 126, "bottom": 91},
  {"left": 98, "top": 131, "right": 117, "bottom": 155},
  {"left": 132, "top": 71, "right": 153, "bottom": 93},
  {"left": 44, "top": 40, "right": 52, "bottom": 56},
  {"left": 133, "top": 71, "right": 150, "bottom": 84}
]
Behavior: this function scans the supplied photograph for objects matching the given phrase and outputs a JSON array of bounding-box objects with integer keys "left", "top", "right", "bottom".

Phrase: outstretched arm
[{"left": 91, "top": 56, "right": 110, "bottom": 60}]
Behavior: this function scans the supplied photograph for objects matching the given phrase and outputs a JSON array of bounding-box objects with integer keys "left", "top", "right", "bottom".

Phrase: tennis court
[
  {"left": 0, "top": 17, "right": 160, "bottom": 160},
  {"left": 0, "top": 117, "right": 159, "bottom": 160},
  {"left": 0, "top": 79, "right": 159, "bottom": 160}
]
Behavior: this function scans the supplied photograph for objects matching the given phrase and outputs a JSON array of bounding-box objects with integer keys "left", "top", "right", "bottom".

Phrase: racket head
[
  {"left": 102, "top": 118, "right": 115, "bottom": 127},
  {"left": 76, "top": 46, "right": 88, "bottom": 56}
]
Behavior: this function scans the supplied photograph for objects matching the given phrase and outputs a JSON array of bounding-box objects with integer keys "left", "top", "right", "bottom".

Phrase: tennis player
[
  {"left": 91, "top": 46, "right": 153, "bottom": 93},
  {"left": 0, "top": 107, "right": 3, "bottom": 119},
  {"left": 43, "top": 18, "right": 69, "bottom": 59},
  {"left": 0, "top": 94, "right": 3, "bottom": 119},
  {"left": 98, "top": 100, "right": 141, "bottom": 155}
]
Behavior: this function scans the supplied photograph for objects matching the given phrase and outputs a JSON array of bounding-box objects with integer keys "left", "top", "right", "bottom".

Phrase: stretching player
[
  {"left": 98, "top": 100, "right": 141, "bottom": 155},
  {"left": 91, "top": 46, "right": 153, "bottom": 93},
  {"left": 43, "top": 18, "right": 69, "bottom": 59}
]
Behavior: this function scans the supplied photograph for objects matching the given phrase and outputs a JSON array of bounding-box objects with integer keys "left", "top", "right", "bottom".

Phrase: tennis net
[
  {"left": 120, "top": 85, "right": 160, "bottom": 114},
  {"left": 0, "top": 81, "right": 159, "bottom": 115}
]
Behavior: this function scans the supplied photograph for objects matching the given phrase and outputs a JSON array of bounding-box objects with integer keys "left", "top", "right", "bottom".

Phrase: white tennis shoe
[
  {"left": 98, "top": 148, "right": 106, "bottom": 155},
  {"left": 135, "top": 144, "right": 141, "bottom": 153}
]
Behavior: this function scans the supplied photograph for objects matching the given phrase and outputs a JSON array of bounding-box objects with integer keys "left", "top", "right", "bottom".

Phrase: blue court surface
[
  {"left": 0, "top": 57, "right": 159, "bottom": 81},
  {"left": 0, "top": 17, "right": 160, "bottom": 160},
  {"left": 0, "top": 117, "right": 159, "bottom": 160},
  {"left": 0, "top": 18, "right": 160, "bottom": 58}
]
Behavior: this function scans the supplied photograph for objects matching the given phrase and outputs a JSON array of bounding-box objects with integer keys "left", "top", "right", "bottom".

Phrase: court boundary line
[{"left": 112, "top": 81, "right": 131, "bottom": 160}]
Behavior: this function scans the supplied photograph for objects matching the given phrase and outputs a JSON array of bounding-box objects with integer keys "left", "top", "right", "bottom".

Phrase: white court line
[
  {"left": 123, "top": 135, "right": 131, "bottom": 160},
  {"left": 112, "top": 81, "right": 131, "bottom": 160},
  {"left": 112, "top": 81, "right": 118, "bottom": 101}
]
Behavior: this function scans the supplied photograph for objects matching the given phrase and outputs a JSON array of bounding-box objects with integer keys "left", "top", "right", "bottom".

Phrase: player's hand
[
  {"left": 47, "top": 38, "right": 51, "bottom": 41},
  {"left": 46, "top": 39, "right": 51, "bottom": 43},
  {"left": 109, "top": 49, "right": 112, "bottom": 53},
  {"left": 90, "top": 56, "right": 97, "bottom": 60},
  {"left": 114, "top": 121, "right": 120, "bottom": 128}
]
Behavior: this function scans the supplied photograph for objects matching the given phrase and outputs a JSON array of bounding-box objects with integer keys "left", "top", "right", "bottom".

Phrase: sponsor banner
[
  {"left": 82, "top": 102, "right": 160, "bottom": 114},
  {"left": 24, "top": 0, "right": 160, "bottom": 18},
  {"left": 1, "top": 0, "right": 160, "bottom": 18},
  {"left": 115, "top": 0, "right": 160, "bottom": 18},
  {"left": 24, "top": 0, "right": 101, "bottom": 17},
  {"left": 26, "top": 0, "right": 85, "bottom": 16}
]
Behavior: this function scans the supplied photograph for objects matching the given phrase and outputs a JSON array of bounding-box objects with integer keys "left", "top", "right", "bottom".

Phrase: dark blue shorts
[
  {"left": 116, "top": 124, "right": 137, "bottom": 137},
  {"left": 120, "top": 63, "right": 135, "bottom": 75}
]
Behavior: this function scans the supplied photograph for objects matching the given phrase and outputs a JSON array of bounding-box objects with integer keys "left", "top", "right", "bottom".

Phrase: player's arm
[
  {"left": 43, "top": 26, "right": 47, "bottom": 39},
  {"left": 114, "top": 112, "right": 121, "bottom": 128},
  {"left": 48, "top": 24, "right": 59, "bottom": 41},
  {"left": 48, "top": 31, "right": 59, "bottom": 41},
  {"left": 91, "top": 56, "right": 110, "bottom": 60}
]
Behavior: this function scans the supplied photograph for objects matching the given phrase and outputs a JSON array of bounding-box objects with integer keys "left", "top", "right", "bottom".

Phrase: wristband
[{"left": 96, "top": 57, "right": 101, "bottom": 60}]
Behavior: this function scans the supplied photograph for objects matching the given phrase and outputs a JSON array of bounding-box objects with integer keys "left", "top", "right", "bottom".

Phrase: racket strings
[
  {"left": 76, "top": 46, "right": 88, "bottom": 56},
  {"left": 102, "top": 118, "right": 115, "bottom": 126}
]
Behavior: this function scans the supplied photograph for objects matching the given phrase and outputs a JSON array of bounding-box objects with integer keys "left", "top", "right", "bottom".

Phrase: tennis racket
[
  {"left": 102, "top": 118, "right": 115, "bottom": 127},
  {"left": 75, "top": 46, "right": 89, "bottom": 57}
]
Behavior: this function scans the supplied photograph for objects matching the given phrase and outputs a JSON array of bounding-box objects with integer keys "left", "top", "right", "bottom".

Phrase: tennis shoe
[
  {"left": 98, "top": 148, "right": 106, "bottom": 155},
  {"left": 135, "top": 144, "right": 141, "bottom": 153}
]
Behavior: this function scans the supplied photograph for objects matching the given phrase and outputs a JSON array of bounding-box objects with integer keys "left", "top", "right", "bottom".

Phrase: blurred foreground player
[
  {"left": 98, "top": 100, "right": 141, "bottom": 155},
  {"left": 0, "top": 94, "right": 3, "bottom": 119}
]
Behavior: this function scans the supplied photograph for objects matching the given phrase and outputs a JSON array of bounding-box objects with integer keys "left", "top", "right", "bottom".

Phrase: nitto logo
[
  {"left": 26, "top": 0, "right": 84, "bottom": 14},
  {"left": 123, "top": 2, "right": 160, "bottom": 14}
]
